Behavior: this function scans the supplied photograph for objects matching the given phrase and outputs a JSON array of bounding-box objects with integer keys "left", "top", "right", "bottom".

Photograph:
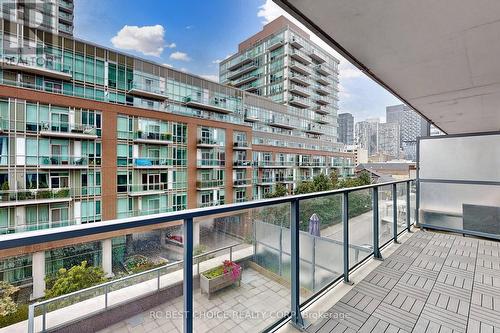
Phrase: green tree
[
  {"left": 294, "top": 181, "right": 314, "bottom": 195},
  {"left": 329, "top": 170, "right": 339, "bottom": 188},
  {"left": 264, "top": 183, "right": 288, "bottom": 198},
  {"left": 45, "top": 261, "right": 106, "bottom": 299},
  {"left": 0, "top": 281, "right": 19, "bottom": 316}
]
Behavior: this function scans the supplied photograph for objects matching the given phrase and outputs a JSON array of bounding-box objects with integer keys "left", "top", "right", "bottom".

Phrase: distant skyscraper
[
  {"left": 355, "top": 118, "right": 380, "bottom": 156},
  {"left": 338, "top": 113, "right": 354, "bottom": 145},
  {"left": 386, "top": 104, "right": 428, "bottom": 160},
  {"left": 378, "top": 122, "right": 400, "bottom": 158}
]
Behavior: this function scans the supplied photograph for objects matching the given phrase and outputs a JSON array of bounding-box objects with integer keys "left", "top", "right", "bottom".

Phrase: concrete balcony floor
[
  {"left": 279, "top": 230, "right": 500, "bottom": 333},
  {"left": 99, "top": 267, "right": 290, "bottom": 333}
]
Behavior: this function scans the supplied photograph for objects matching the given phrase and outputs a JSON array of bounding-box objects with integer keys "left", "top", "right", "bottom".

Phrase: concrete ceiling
[{"left": 276, "top": 0, "right": 500, "bottom": 134}]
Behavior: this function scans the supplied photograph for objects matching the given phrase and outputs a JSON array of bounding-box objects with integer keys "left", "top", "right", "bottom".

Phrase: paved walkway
[
  {"left": 99, "top": 267, "right": 290, "bottom": 333},
  {"left": 308, "top": 230, "right": 500, "bottom": 333}
]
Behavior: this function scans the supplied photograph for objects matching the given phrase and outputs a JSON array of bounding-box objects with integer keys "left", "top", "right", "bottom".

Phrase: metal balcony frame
[{"left": 0, "top": 179, "right": 415, "bottom": 333}]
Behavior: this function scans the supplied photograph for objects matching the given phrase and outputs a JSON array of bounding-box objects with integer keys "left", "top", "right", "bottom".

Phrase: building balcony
[
  {"left": 126, "top": 184, "right": 169, "bottom": 197},
  {"left": 257, "top": 161, "right": 296, "bottom": 168},
  {"left": 38, "top": 122, "right": 99, "bottom": 139},
  {"left": 226, "top": 54, "right": 254, "bottom": 71},
  {"left": 196, "top": 180, "right": 224, "bottom": 190},
  {"left": 288, "top": 95, "right": 311, "bottom": 108},
  {"left": 289, "top": 83, "right": 311, "bottom": 97},
  {"left": 232, "top": 73, "right": 259, "bottom": 87},
  {"left": 315, "top": 74, "right": 331, "bottom": 85},
  {"left": 314, "top": 84, "right": 330, "bottom": 96},
  {"left": 268, "top": 37, "right": 285, "bottom": 51},
  {"left": 314, "top": 105, "right": 329, "bottom": 115},
  {"left": 133, "top": 158, "right": 173, "bottom": 169},
  {"left": 197, "top": 138, "right": 222, "bottom": 148},
  {"left": 268, "top": 118, "right": 297, "bottom": 130},
  {"left": 289, "top": 36, "right": 304, "bottom": 48},
  {"left": 34, "top": 155, "right": 97, "bottom": 169},
  {"left": 289, "top": 48, "right": 311, "bottom": 65},
  {"left": 233, "top": 179, "right": 252, "bottom": 187},
  {"left": 7, "top": 178, "right": 498, "bottom": 333},
  {"left": 314, "top": 115, "right": 329, "bottom": 124},
  {"left": 289, "top": 72, "right": 311, "bottom": 86},
  {"left": 309, "top": 49, "right": 326, "bottom": 63},
  {"left": 244, "top": 111, "right": 260, "bottom": 123},
  {"left": 275, "top": 176, "right": 295, "bottom": 183},
  {"left": 0, "top": 218, "right": 84, "bottom": 235},
  {"left": 305, "top": 124, "right": 325, "bottom": 135},
  {"left": 0, "top": 187, "right": 72, "bottom": 207},
  {"left": 133, "top": 132, "right": 173, "bottom": 145},
  {"left": 256, "top": 177, "right": 274, "bottom": 185},
  {"left": 0, "top": 57, "right": 72, "bottom": 80},
  {"left": 315, "top": 64, "right": 332, "bottom": 76},
  {"left": 227, "top": 62, "right": 258, "bottom": 80},
  {"left": 197, "top": 159, "right": 225, "bottom": 168},
  {"left": 184, "top": 95, "right": 235, "bottom": 114},
  {"left": 233, "top": 160, "right": 252, "bottom": 168},
  {"left": 233, "top": 141, "right": 251, "bottom": 150},
  {"left": 58, "top": 11, "right": 74, "bottom": 24},
  {"left": 59, "top": 0, "right": 74, "bottom": 11},
  {"left": 289, "top": 60, "right": 311, "bottom": 75},
  {"left": 127, "top": 82, "right": 167, "bottom": 100},
  {"left": 315, "top": 95, "right": 331, "bottom": 105}
]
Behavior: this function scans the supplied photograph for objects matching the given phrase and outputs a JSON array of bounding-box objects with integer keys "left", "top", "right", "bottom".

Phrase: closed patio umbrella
[{"left": 308, "top": 213, "right": 321, "bottom": 237}]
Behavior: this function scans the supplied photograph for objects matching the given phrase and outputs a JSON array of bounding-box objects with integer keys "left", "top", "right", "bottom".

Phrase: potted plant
[
  {"left": 200, "top": 260, "right": 242, "bottom": 299},
  {"left": 1, "top": 181, "right": 9, "bottom": 201}
]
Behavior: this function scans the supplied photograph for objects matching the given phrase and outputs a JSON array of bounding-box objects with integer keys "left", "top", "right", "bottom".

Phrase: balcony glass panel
[
  {"left": 378, "top": 185, "right": 394, "bottom": 245},
  {"left": 348, "top": 189, "right": 374, "bottom": 268},
  {"left": 396, "top": 182, "right": 408, "bottom": 234}
]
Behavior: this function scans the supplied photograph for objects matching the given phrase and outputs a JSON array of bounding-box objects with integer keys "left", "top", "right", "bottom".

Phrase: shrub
[
  {"left": 44, "top": 261, "right": 106, "bottom": 299},
  {"left": 0, "top": 304, "right": 28, "bottom": 328},
  {"left": 0, "top": 281, "right": 19, "bottom": 316}
]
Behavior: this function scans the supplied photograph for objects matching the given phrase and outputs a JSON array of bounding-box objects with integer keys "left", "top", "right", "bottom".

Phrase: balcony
[
  {"left": 133, "top": 132, "right": 173, "bottom": 145},
  {"left": 315, "top": 64, "right": 332, "bottom": 76},
  {"left": 127, "top": 184, "right": 168, "bottom": 197},
  {"left": 127, "top": 82, "right": 167, "bottom": 100},
  {"left": 59, "top": 0, "right": 74, "bottom": 11},
  {"left": 232, "top": 73, "right": 259, "bottom": 87},
  {"left": 289, "top": 60, "right": 311, "bottom": 75},
  {"left": 197, "top": 138, "right": 221, "bottom": 148},
  {"left": 257, "top": 161, "right": 296, "bottom": 168},
  {"left": 289, "top": 83, "right": 311, "bottom": 97},
  {"left": 314, "top": 114, "right": 329, "bottom": 124},
  {"left": 198, "top": 199, "right": 225, "bottom": 208},
  {"left": 226, "top": 54, "right": 253, "bottom": 71},
  {"left": 314, "top": 105, "right": 329, "bottom": 115},
  {"left": 289, "top": 71, "right": 311, "bottom": 86},
  {"left": 289, "top": 48, "right": 311, "bottom": 65},
  {"left": 58, "top": 11, "right": 73, "bottom": 24},
  {"left": 275, "top": 176, "right": 294, "bottom": 183},
  {"left": 0, "top": 57, "right": 72, "bottom": 80},
  {"left": 244, "top": 111, "right": 260, "bottom": 122},
  {"left": 289, "top": 36, "right": 304, "bottom": 48},
  {"left": 196, "top": 180, "right": 224, "bottom": 190},
  {"left": 233, "top": 179, "right": 252, "bottom": 187},
  {"left": 309, "top": 49, "right": 326, "bottom": 63},
  {"left": 268, "top": 118, "right": 296, "bottom": 130},
  {"left": 35, "top": 155, "right": 95, "bottom": 169},
  {"left": 39, "top": 122, "right": 98, "bottom": 139},
  {"left": 305, "top": 124, "right": 325, "bottom": 135},
  {"left": 233, "top": 141, "right": 251, "bottom": 150},
  {"left": 268, "top": 37, "right": 285, "bottom": 51},
  {"left": 314, "top": 84, "right": 330, "bottom": 96},
  {"left": 288, "top": 95, "right": 311, "bottom": 108},
  {"left": 256, "top": 177, "right": 274, "bottom": 185},
  {"left": 5, "top": 177, "right": 499, "bottom": 333},
  {"left": 133, "top": 158, "right": 173, "bottom": 169},
  {"left": 315, "top": 95, "right": 331, "bottom": 105},
  {"left": 0, "top": 187, "right": 71, "bottom": 207},
  {"left": 315, "top": 74, "right": 331, "bottom": 85},
  {"left": 184, "top": 95, "right": 235, "bottom": 114},
  {"left": 227, "top": 62, "right": 258, "bottom": 80},
  {"left": 233, "top": 160, "right": 252, "bottom": 168},
  {"left": 197, "top": 159, "right": 225, "bottom": 168}
]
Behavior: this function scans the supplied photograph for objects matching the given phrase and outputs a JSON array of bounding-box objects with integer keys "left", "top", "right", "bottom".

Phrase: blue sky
[{"left": 74, "top": 0, "right": 400, "bottom": 122}]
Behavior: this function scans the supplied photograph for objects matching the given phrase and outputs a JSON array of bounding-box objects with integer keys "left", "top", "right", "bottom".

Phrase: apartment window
[
  {"left": 117, "top": 172, "right": 128, "bottom": 193},
  {"left": 50, "top": 172, "right": 69, "bottom": 188}
]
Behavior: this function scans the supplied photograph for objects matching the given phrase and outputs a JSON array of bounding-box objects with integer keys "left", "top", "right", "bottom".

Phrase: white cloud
[
  {"left": 166, "top": 42, "right": 176, "bottom": 49},
  {"left": 185, "top": 25, "right": 194, "bottom": 30},
  {"left": 179, "top": 67, "right": 188, "bottom": 72},
  {"left": 200, "top": 74, "right": 219, "bottom": 82},
  {"left": 338, "top": 83, "right": 351, "bottom": 99},
  {"left": 257, "top": 0, "right": 286, "bottom": 24},
  {"left": 111, "top": 25, "right": 166, "bottom": 57},
  {"left": 162, "top": 63, "right": 173, "bottom": 68},
  {"left": 340, "top": 62, "right": 363, "bottom": 79},
  {"left": 212, "top": 54, "right": 232, "bottom": 65},
  {"left": 170, "top": 51, "right": 191, "bottom": 62}
]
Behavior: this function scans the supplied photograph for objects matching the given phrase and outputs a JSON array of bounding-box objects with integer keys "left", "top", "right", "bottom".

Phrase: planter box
[{"left": 200, "top": 267, "right": 242, "bottom": 299}]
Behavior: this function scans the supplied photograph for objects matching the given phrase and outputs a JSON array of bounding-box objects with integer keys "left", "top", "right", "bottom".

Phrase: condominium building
[
  {"left": 338, "top": 112, "right": 354, "bottom": 145},
  {"left": 0, "top": 0, "right": 74, "bottom": 36},
  {"left": 355, "top": 119, "right": 400, "bottom": 158},
  {"left": 219, "top": 16, "right": 340, "bottom": 147},
  {"left": 377, "top": 122, "right": 400, "bottom": 158},
  {"left": 386, "top": 104, "right": 429, "bottom": 161},
  {"left": 0, "top": 15, "right": 354, "bottom": 289}
]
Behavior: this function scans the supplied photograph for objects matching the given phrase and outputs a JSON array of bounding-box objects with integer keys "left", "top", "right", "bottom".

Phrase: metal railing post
[
  {"left": 312, "top": 236, "right": 316, "bottom": 291},
  {"left": 406, "top": 181, "right": 411, "bottom": 232},
  {"left": 392, "top": 183, "right": 399, "bottom": 244},
  {"left": 279, "top": 228, "right": 283, "bottom": 276},
  {"left": 290, "top": 199, "right": 305, "bottom": 328},
  {"left": 343, "top": 191, "right": 353, "bottom": 285},
  {"left": 183, "top": 218, "right": 193, "bottom": 333},
  {"left": 157, "top": 269, "right": 161, "bottom": 290},
  {"left": 229, "top": 246, "right": 233, "bottom": 262},
  {"left": 373, "top": 186, "right": 382, "bottom": 260},
  {"left": 27, "top": 304, "right": 35, "bottom": 333},
  {"left": 42, "top": 303, "right": 46, "bottom": 332},
  {"left": 104, "top": 284, "right": 108, "bottom": 309}
]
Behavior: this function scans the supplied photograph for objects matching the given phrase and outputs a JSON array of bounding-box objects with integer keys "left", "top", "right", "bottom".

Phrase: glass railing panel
[
  {"left": 410, "top": 180, "right": 417, "bottom": 225},
  {"left": 348, "top": 189, "right": 374, "bottom": 269},
  {"left": 396, "top": 182, "right": 408, "bottom": 234},
  {"left": 298, "top": 193, "right": 343, "bottom": 303},
  {"left": 378, "top": 185, "right": 394, "bottom": 245},
  {"left": 193, "top": 205, "right": 290, "bottom": 332}
]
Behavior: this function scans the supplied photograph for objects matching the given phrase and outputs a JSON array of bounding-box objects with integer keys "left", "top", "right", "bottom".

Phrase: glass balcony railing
[
  {"left": 233, "top": 160, "right": 252, "bottom": 167},
  {"left": 197, "top": 159, "right": 225, "bottom": 168},
  {"left": 0, "top": 217, "right": 100, "bottom": 235},
  {"left": 133, "top": 158, "right": 173, "bottom": 168},
  {"left": 184, "top": 94, "right": 237, "bottom": 114},
  {"left": 127, "top": 81, "right": 166, "bottom": 99},
  {"left": 134, "top": 131, "right": 173, "bottom": 143},
  {"left": 233, "top": 141, "right": 250, "bottom": 149},
  {"left": 233, "top": 179, "right": 251, "bottom": 186},
  {"left": 0, "top": 179, "right": 417, "bottom": 333},
  {"left": 196, "top": 180, "right": 224, "bottom": 189},
  {"left": 0, "top": 186, "right": 101, "bottom": 205}
]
